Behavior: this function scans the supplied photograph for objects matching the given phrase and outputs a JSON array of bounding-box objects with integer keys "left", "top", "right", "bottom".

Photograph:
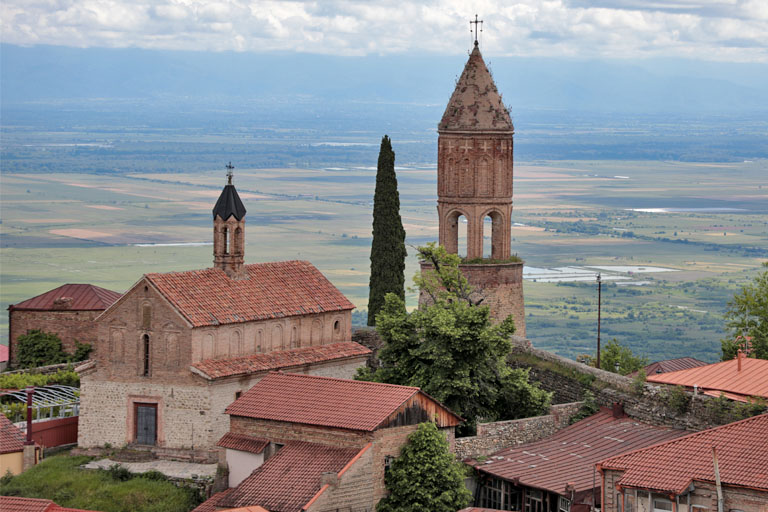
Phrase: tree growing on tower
[{"left": 367, "top": 135, "right": 407, "bottom": 326}]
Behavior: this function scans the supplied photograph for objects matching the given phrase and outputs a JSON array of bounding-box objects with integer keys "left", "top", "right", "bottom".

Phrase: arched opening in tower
[{"left": 484, "top": 210, "right": 505, "bottom": 260}]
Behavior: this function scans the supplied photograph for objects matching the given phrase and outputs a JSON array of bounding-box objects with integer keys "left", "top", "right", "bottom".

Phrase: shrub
[
  {"left": 569, "top": 390, "right": 600, "bottom": 424},
  {"left": 15, "top": 330, "right": 68, "bottom": 368},
  {"left": 631, "top": 370, "right": 646, "bottom": 396},
  {"left": 107, "top": 464, "right": 133, "bottom": 481},
  {"left": 663, "top": 385, "right": 690, "bottom": 414}
]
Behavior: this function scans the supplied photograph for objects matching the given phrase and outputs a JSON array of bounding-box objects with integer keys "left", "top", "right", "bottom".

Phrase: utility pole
[{"left": 596, "top": 273, "right": 602, "bottom": 369}]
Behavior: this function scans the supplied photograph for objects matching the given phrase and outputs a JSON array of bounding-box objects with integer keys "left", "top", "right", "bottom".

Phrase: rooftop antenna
[
  {"left": 226, "top": 162, "right": 234, "bottom": 185},
  {"left": 470, "top": 14, "right": 483, "bottom": 48}
]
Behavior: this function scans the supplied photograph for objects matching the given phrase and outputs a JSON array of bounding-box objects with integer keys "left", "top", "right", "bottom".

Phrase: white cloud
[{"left": 1, "top": 0, "right": 766, "bottom": 61}]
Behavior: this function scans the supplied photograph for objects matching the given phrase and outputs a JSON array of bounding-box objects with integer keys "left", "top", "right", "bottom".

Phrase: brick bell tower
[
  {"left": 425, "top": 32, "right": 526, "bottom": 335},
  {"left": 213, "top": 163, "right": 247, "bottom": 279}
]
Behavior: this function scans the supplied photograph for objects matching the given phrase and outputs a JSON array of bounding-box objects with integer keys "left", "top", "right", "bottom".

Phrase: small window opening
[
  {"left": 142, "top": 334, "right": 150, "bottom": 376},
  {"left": 384, "top": 455, "right": 395, "bottom": 474},
  {"left": 235, "top": 391, "right": 242, "bottom": 400},
  {"left": 333, "top": 320, "right": 340, "bottom": 331},
  {"left": 223, "top": 227, "right": 229, "bottom": 254}
]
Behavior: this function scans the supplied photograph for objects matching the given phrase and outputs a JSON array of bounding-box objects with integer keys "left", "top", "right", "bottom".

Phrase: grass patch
[
  {"left": 509, "top": 351, "right": 597, "bottom": 389},
  {"left": 0, "top": 455, "right": 200, "bottom": 512}
]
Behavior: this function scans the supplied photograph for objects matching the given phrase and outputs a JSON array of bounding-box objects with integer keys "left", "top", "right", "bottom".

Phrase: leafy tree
[
  {"left": 577, "top": 338, "right": 647, "bottom": 375},
  {"left": 721, "top": 262, "right": 768, "bottom": 360},
  {"left": 367, "top": 135, "right": 407, "bottom": 326},
  {"left": 16, "top": 330, "right": 68, "bottom": 368},
  {"left": 362, "top": 243, "right": 551, "bottom": 434},
  {"left": 376, "top": 422, "right": 470, "bottom": 512}
]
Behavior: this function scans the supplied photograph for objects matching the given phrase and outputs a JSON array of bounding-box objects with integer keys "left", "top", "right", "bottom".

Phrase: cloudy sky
[{"left": 2, "top": 0, "right": 767, "bottom": 62}]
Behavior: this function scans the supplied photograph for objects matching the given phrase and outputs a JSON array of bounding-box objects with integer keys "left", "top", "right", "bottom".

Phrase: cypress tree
[{"left": 367, "top": 135, "right": 407, "bottom": 326}]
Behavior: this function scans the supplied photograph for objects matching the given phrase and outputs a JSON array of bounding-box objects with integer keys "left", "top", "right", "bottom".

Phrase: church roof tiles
[
  {"left": 438, "top": 45, "right": 513, "bottom": 132},
  {"left": 144, "top": 260, "right": 354, "bottom": 328}
]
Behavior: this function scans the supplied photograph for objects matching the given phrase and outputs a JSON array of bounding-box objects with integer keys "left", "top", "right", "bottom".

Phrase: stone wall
[
  {"left": 230, "top": 416, "right": 372, "bottom": 449},
  {"left": 453, "top": 402, "right": 582, "bottom": 460},
  {"left": 9, "top": 309, "right": 102, "bottom": 366},
  {"left": 308, "top": 444, "right": 375, "bottom": 512}
]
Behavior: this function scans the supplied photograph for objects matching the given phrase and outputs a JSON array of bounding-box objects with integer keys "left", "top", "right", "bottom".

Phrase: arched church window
[
  {"left": 223, "top": 227, "right": 229, "bottom": 254},
  {"left": 234, "top": 227, "right": 242, "bottom": 253},
  {"left": 142, "top": 304, "right": 151, "bottom": 330},
  {"left": 143, "top": 334, "right": 150, "bottom": 376}
]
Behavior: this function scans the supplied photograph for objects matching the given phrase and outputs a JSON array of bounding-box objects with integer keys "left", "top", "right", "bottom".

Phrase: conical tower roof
[
  {"left": 213, "top": 176, "right": 246, "bottom": 221},
  {"left": 439, "top": 44, "right": 513, "bottom": 132}
]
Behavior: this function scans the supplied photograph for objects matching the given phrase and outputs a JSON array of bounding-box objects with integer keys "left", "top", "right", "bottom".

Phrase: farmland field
[{"left": 2, "top": 154, "right": 766, "bottom": 362}]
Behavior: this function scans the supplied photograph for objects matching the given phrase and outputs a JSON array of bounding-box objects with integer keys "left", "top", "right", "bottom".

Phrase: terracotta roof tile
[
  {"left": 0, "top": 497, "right": 101, "bottom": 512},
  {"left": 439, "top": 45, "right": 513, "bottom": 132},
  {"left": 192, "top": 489, "right": 235, "bottom": 512},
  {"left": 476, "top": 409, "right": 687, "bottom": 495},
  {"left": 219, "top": 440, "right": 362, "bottom": 512},
  {"left": 646, "top": 355, "right": 768, "bottom": 401},
  {"left": 226, "top": 372, "right": 431, "bottom": 431},
  {"left": 145, "top": 261, "right": 354, "bottom": 328},
  {"left": 191, "top": 342, "right": 370, "bottom": 380},
  {"left": 0, "top": 415, "right": 26, "bottom": 454},
  {"left": 600, "top": 413, "right": 768, "bottom": 494},
  {"left": 9, "top": 284, "right": 121, "bottom": 311},
  {"left": 217, "top": 433, "right": 269, "bottom": 454}
]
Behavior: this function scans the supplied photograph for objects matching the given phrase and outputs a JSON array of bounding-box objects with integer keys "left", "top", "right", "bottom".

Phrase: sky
[{"left": 2, "top": 0, "right": 768, "bottom": 62}]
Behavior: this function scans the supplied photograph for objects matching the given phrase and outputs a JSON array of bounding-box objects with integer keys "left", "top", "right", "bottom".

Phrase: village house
[
  {"left": 76, "top": 172, "right": 371, "bottom": 461},
  {"left": 645, "top": 350, "right": 768, "bottom": 402},
  {"left": 0, "top": 414, "right": 40, "bottom": 476},
  {"left": 194, "top": 371, "right": 462, "bottom": 512},
  {"left": 629, "top": 357, "right": 709, "bottom": 378},
  {"left": 7, "top": 284, "right": 122, "bottom": 367},
  {"left": 598, "top": 413, "right": 768, "bottom": 512},
  {"left": 470, "top": 406, "right": 688, "bottom": 512}
]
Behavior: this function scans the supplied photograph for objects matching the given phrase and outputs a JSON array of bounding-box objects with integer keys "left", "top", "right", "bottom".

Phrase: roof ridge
[
  {"left": 267, "top": 371, "right": 420, "bottom": 391},
  {"left": 601, "top": 413, "right": 768, "bottom": 468}
]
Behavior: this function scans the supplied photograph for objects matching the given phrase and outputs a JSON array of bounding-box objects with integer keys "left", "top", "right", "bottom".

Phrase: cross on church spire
[
  {"left": 470, "top": 14, "right": 483, "bottom": 47},
  {"left": 226, "top": 162, "right": 234, "bottom": 185}
]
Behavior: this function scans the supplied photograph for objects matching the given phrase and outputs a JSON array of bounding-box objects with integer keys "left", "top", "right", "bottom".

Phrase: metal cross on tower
[
  {"left": 226, "top": 162, "right": 234, "bottom": 184},
  {"left": 470, "top": 14, "right": 483, "bottom": 46}
]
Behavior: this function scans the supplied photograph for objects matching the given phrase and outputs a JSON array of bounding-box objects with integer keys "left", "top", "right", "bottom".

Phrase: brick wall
[
  {"left": 229, "top": 417, "right": 372, "bottom": 449},
  {"left": 453, "top": 402, "right": 582, "bottom": 460},
  {"left": 307, "top": 444, "right": 375, "bottom": 512},
  {"left": 9, "top": 309, "right": 102, "bottom": 365}
]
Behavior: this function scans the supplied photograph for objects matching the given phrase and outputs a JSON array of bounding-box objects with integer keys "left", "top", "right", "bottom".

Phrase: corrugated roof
[
  {"left": 217, "top": 433, "right": 269, "bottom": 454},
  {"left": 191, "top": 342, "right": 370, "bottom": 380},
  {"left": 9, "top": 284, "right": 121, "bottom": 311},
  {"left": 438, "top": 45, "right": 513, "bottom": 132},
  {"left": 219, "top": 440, "right": 362, "bottom": 512},
  {"left": 646, "top": 355, "right": 768, "bottom": 401},
  {"left": 475, "top": 408, "right": 687, "bottom": 495},
  {"left": 144, "top": 261, "right": 355, "bottom": 328},
  {"left": 0, "top": 414, "right": 27, "bottom": 454},
  {"left": 225, "top": 372, "right": 460, "bottom": 431},
  {"left": 600, "top": 413, "right": 768, "bottom": 494},
  {"left": 633, "top": 357, "right": 709, "bottom": 377}
]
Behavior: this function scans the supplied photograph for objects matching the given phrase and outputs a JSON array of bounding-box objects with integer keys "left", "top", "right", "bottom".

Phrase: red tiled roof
[
  {"left": 646, "top": 354, "right": 768, "bottom": 401},
  {"left": 8, "top": 284, "right": 121, "bottom": 311},
  {"left": 144, "top": 261, "right": 354, "bottom": 328},
  {"left": 632, "top": 357, "right": 709, "bottom": 377},
  {"left": 0, "top": 415, "right": 26, "bottom": 454},
  {"left": 192, "top": 489, "right": 235, "bottom": 512},
  {"left": 217, "top": 433, "right": 269, "bottom": 454},
  {"left": 475, "top": 408, "right": 687, "bottom": 495},
  {"left": 0, "top": 497, "right": 101, "bottom": 512},
  {"left": 226, "top": 372, "right": 460, "bottom": 431},
  {"left": 600, "top": 413, "right": 768, "bottom": 494},
  {"left": 192, "top": 342, "right": 370, "bottom": 380},
  {"left": 219, "top": 440, "right": 362, "bottom": 511}
]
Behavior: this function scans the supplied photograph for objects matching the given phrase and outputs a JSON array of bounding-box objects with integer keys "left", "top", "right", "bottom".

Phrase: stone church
[
  {"left": 423, "top": 38, "right": 526, "bottom": 335},
  {"left": 76, "top": 172, "right": 370, "bottom": 461}
]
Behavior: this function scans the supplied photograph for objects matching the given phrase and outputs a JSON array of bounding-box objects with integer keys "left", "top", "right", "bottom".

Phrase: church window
[
  {"left": 223, "top": 227, "right": 229, "bottom": 254},
  {"left": 234, "top": 227, "right": 242, "bottom": 253},
  {"left": 142, "top": 304, "right": 151, "bottom": 330},
  {"left": 256, "top": 329, "right": 264, "bottom": 353},
  {"left": 142, "top": 334, "right": 150, "bottom": 376},
  {"left": 290, "top": 326, "right": 298, "bottom": 348},
  {"left": 235, "top": 391, "right": 242, "bottom": 400},
  {"left": 334, "top": 320, "right": 340, "bottom": 331}
]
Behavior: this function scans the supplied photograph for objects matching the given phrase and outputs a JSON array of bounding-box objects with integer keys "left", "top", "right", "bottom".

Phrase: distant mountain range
[{"left": 3, "top": 44, "right": 767, "bottom": 114}]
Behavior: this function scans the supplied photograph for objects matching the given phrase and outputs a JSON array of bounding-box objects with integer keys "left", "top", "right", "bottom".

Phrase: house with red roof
[
  {"left": 470, "top": 407, "right": 688, "bottom": 512},
  {"left": 0, "top": 414, "right": 40, "bottom": 475},
  {"left": 194, "top": 372, "right": 463, "bottom": 512},
  {"left": 645, "top": 350, "right": 768, "bottom": 402},
  {"left": 0, "top": 496, "right": 101, "bottom": 512},
  {"left": 629, "top": 357, "right": 709, "bottom": 378},
  {"left": 76, "top": 174, "right": 371, "bottom": 461},
  {"left": 7, "top": 283, "right": 121, "bottom": 367},
  {"left": 598, "top": 413, "right": 768, "bottom": 512}
]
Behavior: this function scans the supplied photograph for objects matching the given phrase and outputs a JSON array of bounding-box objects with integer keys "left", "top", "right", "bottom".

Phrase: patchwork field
[{"left": 1, "top": 159, "right": 766, "bottom": 362}]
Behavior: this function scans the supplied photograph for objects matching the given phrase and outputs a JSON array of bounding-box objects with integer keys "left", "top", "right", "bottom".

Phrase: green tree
[
  {"left": 15, "top": 330, "right": 68, "bottom": 368},
  {"left": 376, "top": 422, "right": 470, "bottom": 512},
  {"left": 362, "top": 243, "right": 551, "bottom": 434},
  {"left": 721, "top": 262, "right": 768, "bottom": 360},
  {"left": 599, "top": 338, "right": 648, "bottom": 375},
  {"left": 367, "top": 135, "right": 407, "bottom": 326}
]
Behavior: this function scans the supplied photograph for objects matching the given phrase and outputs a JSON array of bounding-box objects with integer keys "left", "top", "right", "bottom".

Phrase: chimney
[
  {"left": 320, "top": 471, "right": 339, "bottom": 488},
  {"left": 737, "top": 349, "right": 743, "bottom": 371},
  {"left": 612, "top": 402, "right": 624, "bottom": 419}
]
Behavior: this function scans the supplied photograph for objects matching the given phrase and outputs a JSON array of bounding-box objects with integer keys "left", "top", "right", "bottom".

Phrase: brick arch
[
  {"left": 230, "top": 329, "right": 242, "bottom": 357},
  {"left": 202, "top": 333, "right": 215, "bottom": 360},
  {"left": 442, "top": 208, "right": 470, "bottom": 256},
  {"left": 481, "top": 208, "right": 509, "bottom": 260},
  {"left": 310, "top": 319, "right": 323, "bottom": 346}
]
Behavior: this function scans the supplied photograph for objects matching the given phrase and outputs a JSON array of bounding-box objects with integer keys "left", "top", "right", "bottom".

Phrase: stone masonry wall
[
  {"left": 9, "top": 309, "right": 102, "bottom": 365},
  {"left": 229, "top": 417, "right": 372, "bottom": 449},
  {"left": 307, "top": 444, "right": 375, "bottom": 512},
  {"left": 453, "top": 402, "right": 582, "bottom": 460}
]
